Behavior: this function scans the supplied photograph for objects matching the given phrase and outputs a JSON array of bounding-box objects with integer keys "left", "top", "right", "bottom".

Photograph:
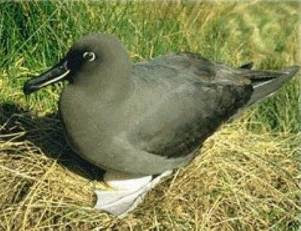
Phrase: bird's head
[{"left": 23, "top": 33, "right": 129, "bottom": 95}]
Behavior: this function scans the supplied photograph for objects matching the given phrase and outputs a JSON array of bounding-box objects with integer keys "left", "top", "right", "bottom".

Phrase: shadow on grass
[{"left": 0, "top": 102, "right": 105, "bottom": 181}]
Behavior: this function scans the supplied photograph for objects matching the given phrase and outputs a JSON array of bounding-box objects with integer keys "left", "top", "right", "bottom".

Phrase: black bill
[{"left": 23, "top": 61, "right": 70, "bottom": 95}]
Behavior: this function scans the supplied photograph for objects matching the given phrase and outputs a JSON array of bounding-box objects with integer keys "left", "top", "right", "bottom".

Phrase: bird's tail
[{"left": 239, "top": 65, "right": 300, "bottom": 106}]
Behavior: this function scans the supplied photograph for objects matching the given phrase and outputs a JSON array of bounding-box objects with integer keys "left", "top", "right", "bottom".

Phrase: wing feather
[{"left": 128, "top": 53, "right": 253, "bottom": 158}]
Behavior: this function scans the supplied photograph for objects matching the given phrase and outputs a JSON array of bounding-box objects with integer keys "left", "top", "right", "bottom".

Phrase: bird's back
[{"left": 124, "top": 53, "right": 253, "bottom": 159}]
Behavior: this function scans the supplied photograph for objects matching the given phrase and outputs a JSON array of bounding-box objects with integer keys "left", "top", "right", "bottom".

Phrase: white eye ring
[{"left": 83, "top": 51, "right": 96, "bottom": 62}]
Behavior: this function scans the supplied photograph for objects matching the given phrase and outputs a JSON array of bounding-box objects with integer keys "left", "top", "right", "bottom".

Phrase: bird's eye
[{"left": 83, "top": 51, "right": 96, "bottom": 62}]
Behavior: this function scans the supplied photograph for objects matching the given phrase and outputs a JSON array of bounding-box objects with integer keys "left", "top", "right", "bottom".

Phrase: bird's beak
[{"left": 23, "top": 60, "right": 70, "bottom": 95}]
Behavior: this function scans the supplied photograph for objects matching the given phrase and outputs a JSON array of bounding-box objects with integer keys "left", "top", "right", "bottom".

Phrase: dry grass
[{"left": 0, "top": 109, "right": 300, "bottom": 230}]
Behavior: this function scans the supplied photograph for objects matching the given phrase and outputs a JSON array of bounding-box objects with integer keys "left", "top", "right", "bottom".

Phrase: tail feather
[{"left": 243, "top": 65, "right": 300, "bottom": 106}]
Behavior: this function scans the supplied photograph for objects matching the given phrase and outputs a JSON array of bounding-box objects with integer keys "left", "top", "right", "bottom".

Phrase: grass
[{"left": 0, "top": 1, "right": 300, "bottom": 230}]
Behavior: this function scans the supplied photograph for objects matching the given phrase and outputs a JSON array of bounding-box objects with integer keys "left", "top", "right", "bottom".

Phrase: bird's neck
[{"left": 75, "top": 62, "right": 133, "bottom": 105}]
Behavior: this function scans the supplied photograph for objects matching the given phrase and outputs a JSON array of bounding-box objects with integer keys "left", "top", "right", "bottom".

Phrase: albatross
[{"left": 23, "top": 33, "right": 300, "bottom": 216}]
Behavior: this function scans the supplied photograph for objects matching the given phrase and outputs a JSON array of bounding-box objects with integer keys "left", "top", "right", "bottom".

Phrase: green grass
[{"left": 0, "top": 1, "right": 300, "bottom": 230}]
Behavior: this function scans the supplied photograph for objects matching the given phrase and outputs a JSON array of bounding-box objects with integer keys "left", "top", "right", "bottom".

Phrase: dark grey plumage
[{"left": 24, "top": 33, "right": 300, "bottom": 176}]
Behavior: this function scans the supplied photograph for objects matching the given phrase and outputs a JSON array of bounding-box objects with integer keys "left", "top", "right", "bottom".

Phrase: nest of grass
[{"left": 0, "top": 106, "right": 300, "bottom": 230}]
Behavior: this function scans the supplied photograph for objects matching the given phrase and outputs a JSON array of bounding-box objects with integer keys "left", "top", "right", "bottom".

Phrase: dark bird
[{"left": 23, "top": 33, "right": 300, "bottom": 216}]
